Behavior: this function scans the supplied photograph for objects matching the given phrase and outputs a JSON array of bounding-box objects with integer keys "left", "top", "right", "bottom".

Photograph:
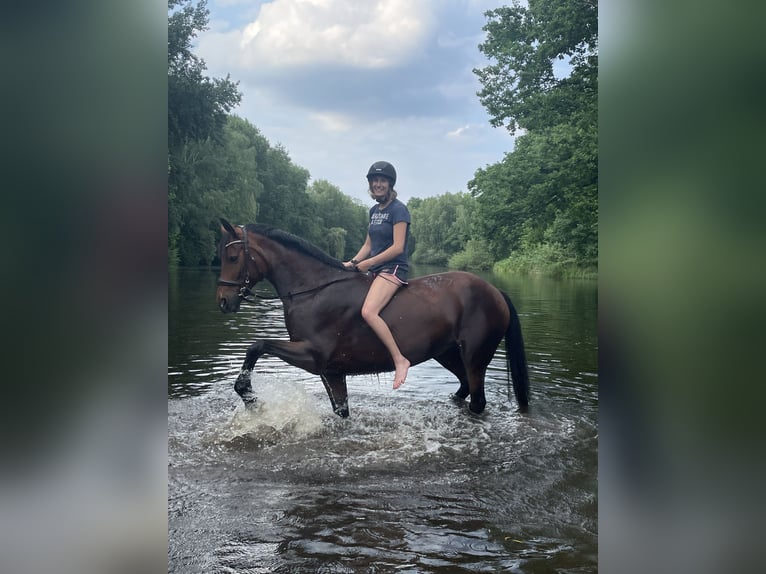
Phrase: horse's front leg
[
  {"left": 234, "top": 339, "right": 321, "bottom": 407},
  {"left": 234, "top": 341, "right": 263, "bottom": 407},
  {"left": 320, "top": 373, "right": 349, "bottom": 418}
]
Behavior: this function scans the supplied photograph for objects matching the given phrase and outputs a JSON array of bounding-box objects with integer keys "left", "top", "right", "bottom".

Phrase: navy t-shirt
[{"left": 368, "top": 198, "right": 411, "bottom": 273}]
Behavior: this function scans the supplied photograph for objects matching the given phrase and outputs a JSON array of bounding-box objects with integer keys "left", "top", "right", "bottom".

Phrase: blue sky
[{"left": 196, "top": 0, "right": 516, "bottom": 204}]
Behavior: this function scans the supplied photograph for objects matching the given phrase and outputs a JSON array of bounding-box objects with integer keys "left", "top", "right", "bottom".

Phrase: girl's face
[{"left": 369, "top": 175, "right": 391, "bottom": 202}]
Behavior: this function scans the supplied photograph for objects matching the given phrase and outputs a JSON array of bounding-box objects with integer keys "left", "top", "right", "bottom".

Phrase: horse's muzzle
[{"left": 217, "top": 288, "right": 241, "bottom": 313}]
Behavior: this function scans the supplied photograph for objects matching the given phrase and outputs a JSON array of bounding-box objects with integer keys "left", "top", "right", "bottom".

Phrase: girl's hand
[{"left": 356, "top": 260, "right": 373, "bottom": 273}]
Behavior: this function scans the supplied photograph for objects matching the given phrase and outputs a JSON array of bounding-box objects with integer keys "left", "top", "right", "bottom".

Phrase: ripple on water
[
  {"left": 176, "top": 377, "right": 555, "bottom": 487},
  {"left": 169, "top": 270, "right": 597, "bottom": 573},
  {"left": 169, "top": 373, "right": 595, "bottom": 574}
]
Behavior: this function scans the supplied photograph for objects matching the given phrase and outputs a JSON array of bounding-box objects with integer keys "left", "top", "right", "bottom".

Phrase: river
[{"left": 168, "top": 265, "right": 598, "bottom": 573}]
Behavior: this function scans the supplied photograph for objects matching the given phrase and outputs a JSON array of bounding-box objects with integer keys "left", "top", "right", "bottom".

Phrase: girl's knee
[{"left": 360, "top": 306, "right": 376, "bottom": 323}]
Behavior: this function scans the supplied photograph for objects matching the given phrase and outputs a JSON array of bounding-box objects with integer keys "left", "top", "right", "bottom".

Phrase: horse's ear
[{"left": 220, "top": 218, "right": 238, "bottom": 237}]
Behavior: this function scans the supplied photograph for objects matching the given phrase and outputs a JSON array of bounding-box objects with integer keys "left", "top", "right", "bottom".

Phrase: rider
[{"left": 343, "top": 161, "right": 412, "bottom": 389}]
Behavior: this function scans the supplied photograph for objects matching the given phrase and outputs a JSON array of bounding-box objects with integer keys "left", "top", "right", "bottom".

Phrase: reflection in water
[{"left": 169, "top": 267, "right": 597, "bottom": 573}]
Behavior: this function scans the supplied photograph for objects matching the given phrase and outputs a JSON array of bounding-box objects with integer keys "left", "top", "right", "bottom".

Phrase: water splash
[{"left": 218, "top": 379, "right": 325, "bottom": 444}]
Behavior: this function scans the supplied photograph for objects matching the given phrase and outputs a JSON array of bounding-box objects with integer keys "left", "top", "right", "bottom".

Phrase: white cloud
[
  {"left": 196, "top": 0, "right": 516, "bottom": 201},
  {"left": 447, "top": 124, "right": 471, "bottom": 137},
  {"left": 228, "top": 0, "right": 436, "bottom": 69},
  {"left": 310, "top": 112, "right": 354, "bottom": 132}
]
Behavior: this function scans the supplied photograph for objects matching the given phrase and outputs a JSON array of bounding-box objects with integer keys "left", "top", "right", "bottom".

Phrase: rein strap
[{"left": 220, "top": 227, "right": 355, "bottom": 304}]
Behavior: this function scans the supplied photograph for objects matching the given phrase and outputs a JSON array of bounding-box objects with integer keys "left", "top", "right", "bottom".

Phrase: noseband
[{"left": 217, "top": 226, "right": 260, "bottom": 304}]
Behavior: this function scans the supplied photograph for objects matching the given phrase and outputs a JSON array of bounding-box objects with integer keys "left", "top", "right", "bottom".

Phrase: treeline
[
  {"left": 470, "top": 0, "right": 597, "bottom": 275},
  {"left": 170, "top": 113, "right": 368, "bottom": 264},
  {"left": 168, "top": 0, "right": 596, "bottom": 276}
]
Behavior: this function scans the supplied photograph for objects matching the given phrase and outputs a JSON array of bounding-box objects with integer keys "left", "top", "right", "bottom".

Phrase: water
[{"left": 169, "top": 266, "right": 598, "bottom": 573}]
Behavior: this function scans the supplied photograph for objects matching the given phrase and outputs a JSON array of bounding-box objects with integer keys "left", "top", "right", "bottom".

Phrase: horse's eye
[{"left": 228, "top": 254, "right": 238, "bottom": 263}]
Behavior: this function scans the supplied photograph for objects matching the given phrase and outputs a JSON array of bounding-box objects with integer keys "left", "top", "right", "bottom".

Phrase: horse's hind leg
[
  {"left": 459, "top": 336, "right": 501, "bottom": 414},
  {"left": 321, "top": 373, "right": 349, "bottom": 418},
  {"left": 437, "top": 349, "right": 487, "bottom": 414},
  {"left": 435, "top": 347, "right": 470, "bottom": 401},
  {"left": 466, "top": 367, "right": 488, "bottom": 414}
]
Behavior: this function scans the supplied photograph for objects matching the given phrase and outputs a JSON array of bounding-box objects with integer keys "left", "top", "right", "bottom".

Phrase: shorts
[{"left": 370, "top": 264, "right": 408, "bottom": 285}]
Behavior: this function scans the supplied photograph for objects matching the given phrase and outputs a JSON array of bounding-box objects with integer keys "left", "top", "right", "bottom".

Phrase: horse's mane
[{"left": 245, "top": 224, "right": 347, "bottom": 270}]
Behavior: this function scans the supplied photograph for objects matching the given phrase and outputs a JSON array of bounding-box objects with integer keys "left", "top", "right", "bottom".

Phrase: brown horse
[{"left": 216, "top": 219, "right": 529, "bottom": 417}]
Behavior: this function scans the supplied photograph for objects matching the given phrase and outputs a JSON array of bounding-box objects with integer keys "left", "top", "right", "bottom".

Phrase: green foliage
[
  {"left": 470, "top": 120, "right": 597, "bottom": 267},
  {"left": 250, "top": 142, "right": 311, "bottom": 234},
  {"left": 169, "top": 114, "right": 367, "bottom": 266},
  {"left": 306, "top": 180, "right": 368, "bottom": 259},
  {"left": 471, "top": 0, "right": 598, "bottom": 273},
  {"left": 324, "top": 228, "right": 347, "bottom": 260},
  {"left": 494, "top": 242, "right": 596, "bottom": 279},
  {"left": 474, "top": 0, "right": 597, "bottom": 135},
  {"left": 166, "top": 0, "right": 368, "bottom": 267},
  {"left": 448, "top": 240, "right": 495, "bottom": 271},
  {"left": 165, "top": 0, "right": 598, "bottom": 276},
  {"left": 168, "top": 0, "right": 243, "bottom": 264},
  {"left": 170, "top": 114, "right": 324, "bottom": 265},
  {"left": 169, "top": 118, "right": 262, "bottom": 265},
  {"left": 408, "top": 193, "right": 475, "bottom": 265},
  {"left": 168, "top": 0, "right": 241, "bottom": 148}
]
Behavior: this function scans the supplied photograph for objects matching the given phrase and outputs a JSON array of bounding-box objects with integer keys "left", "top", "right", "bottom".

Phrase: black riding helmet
[{"left": 366, "top": 161, "right": 397, "bottom": 187}]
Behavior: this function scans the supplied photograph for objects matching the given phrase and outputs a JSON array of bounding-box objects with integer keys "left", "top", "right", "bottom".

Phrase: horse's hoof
[
  {"left": 468, "top": 401, "right": 486, "bottom": 415},
  {"left": 450, "top": 393, "right": 466, "bottom": 404},
  {"left": 234, "top": 373, "right": 253, "bottom": 396},
  {"left": 334, "top": 406, "right": 349, "bottom": 418}
]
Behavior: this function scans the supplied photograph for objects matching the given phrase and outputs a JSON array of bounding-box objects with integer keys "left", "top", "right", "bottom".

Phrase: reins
[
  {"left": 218, "top": 226, "right": 357, "bottom": 303},
  {"left": 283, "top": 276, "right": 356, "bottom": 299},
  {"left": 231, "top": 276, "right": 357, "bottom": 302}
]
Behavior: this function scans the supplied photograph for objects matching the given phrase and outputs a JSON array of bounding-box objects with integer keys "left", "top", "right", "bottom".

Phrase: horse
[{"left": 216, "top": 218, "right": 529, "bottom": 418}]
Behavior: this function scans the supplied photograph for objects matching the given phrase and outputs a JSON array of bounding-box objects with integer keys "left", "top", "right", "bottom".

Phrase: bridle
[{"left": 217, "top": 225, "right": 261, "bottom": 304}]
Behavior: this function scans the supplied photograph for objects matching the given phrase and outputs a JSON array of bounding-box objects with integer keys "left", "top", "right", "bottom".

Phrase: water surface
[{"left": 169, "top": 266, "right": 597, "bottom": 573}]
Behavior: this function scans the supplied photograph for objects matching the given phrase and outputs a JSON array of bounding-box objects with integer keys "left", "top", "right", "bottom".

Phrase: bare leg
[{"left": 361, "top": 276, "right": 411, "bottom": 389}]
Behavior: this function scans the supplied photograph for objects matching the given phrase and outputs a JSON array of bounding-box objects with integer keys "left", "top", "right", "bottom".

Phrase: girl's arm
[
  {"left": 344, "top": 234, "right": 372, "bottom": 269},
  {"left": 354, "top": 222, "right": 407, "bottom": 272}
]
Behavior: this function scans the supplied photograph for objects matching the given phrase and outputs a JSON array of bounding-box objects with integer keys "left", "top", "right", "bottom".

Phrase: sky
[{"left": 195, "top": 0, "right": 517, "bottom": 205}]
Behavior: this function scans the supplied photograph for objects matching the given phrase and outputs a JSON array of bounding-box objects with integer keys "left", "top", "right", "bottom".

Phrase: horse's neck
[{"left": 257, "top": 237, "right": 335, "bottom": 296}]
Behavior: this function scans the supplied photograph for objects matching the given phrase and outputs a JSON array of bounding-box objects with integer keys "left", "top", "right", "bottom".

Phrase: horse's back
[
  {"left": 390, "top": 271, "right": 510, "bottom": 335},
  {"left": 406, "top": 271, "right": 507, "bottom": 309}
]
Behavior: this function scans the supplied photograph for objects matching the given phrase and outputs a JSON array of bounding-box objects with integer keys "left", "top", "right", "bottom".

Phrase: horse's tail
[{"left": 502, "top": 291, "right": 530, "bottom": 412}]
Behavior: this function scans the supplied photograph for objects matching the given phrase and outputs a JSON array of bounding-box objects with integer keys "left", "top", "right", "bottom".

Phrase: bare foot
[{"left": 393, "top": 357, "right": 410, "bottom": 389}]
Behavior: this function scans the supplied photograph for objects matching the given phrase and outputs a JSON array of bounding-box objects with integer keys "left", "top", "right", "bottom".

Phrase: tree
[
  {"left": 470, "top": 122, "right": 597, "bottom": 266},
  {"left": 252, "top": 143, "right": 311, "bottom": 235},
  {"left": 474, "top": 0, "right": 597, "bottom": 135},
  {"left": 168, "top": 0, "right": 242, "bottom": 263},
  {"left": 307, "top": 180, "right": 368, "bottom": 259},
  {"left": 169, "top": 118, "right": 260, "bottom": 265},
  {"left": 409, "top": 193, "right": 476, "bottom": 265},
  {"left": 471, "top": 0, "right": 597, "bottom": 270},
  {"left": 168, "top": 0, "right": 241, "bottom": 148}
]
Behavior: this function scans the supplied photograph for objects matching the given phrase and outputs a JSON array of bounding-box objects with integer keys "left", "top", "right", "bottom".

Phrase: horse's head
[{"left": 216, "top": 219, "right": 264, "bottom": 313}]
